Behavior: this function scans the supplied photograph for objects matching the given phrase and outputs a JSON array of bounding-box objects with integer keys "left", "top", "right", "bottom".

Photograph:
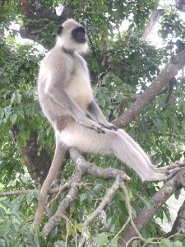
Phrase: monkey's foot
[{"left": 149, "top": 162, "right": 185, "bottom": 182}]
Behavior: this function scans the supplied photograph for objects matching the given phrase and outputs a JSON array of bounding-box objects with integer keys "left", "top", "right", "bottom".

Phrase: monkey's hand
[
  {"left": 100, "top": 122, "right": 118, "bottom": 131},
  {"left": 87, "top": 121, "right": 106, "bottom": 134},
  {"left": 79, "top": 119, "right": 106, "bottom": 134}
]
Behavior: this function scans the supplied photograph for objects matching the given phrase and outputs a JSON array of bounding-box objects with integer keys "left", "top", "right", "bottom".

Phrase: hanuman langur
[{"left": 34, "top": 19, "right": 182, "bottom": 227}]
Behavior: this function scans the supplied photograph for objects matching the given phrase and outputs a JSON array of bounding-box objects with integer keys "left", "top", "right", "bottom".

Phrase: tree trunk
[{"left": 10, "top": 126, "right": 51, "bottom": 188}]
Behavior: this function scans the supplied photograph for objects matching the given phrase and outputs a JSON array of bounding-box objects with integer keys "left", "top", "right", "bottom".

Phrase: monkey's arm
[
  {"left": 46, "top": 86, "right": 105, "bottom": 133},
  {"left": 87, "top": 101, "right": 117, "bottom": 130}
]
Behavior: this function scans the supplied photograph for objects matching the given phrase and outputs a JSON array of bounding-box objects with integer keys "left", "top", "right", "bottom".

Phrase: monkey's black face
[{"left": 72, "top": 27, "right": 86, "bottom": 44}]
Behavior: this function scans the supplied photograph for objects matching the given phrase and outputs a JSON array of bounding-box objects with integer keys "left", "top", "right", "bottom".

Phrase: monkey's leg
[
  {"left": 33, "top": 139, "right": 66, "bottom": 228},
  {"left": 117, "top": 129, "right": 152, "bottom": 166},
  {"left": 59, "top": 123, "right": 165, "bottom": 182},
  {"left": 117, "top": 129, "right": 184, "bottom": 181}
]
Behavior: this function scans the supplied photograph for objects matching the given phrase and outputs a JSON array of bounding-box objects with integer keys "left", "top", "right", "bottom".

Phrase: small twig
[
  {"left": 48, "top": 180, "right": 83, "bottom": 208},
  {"left": 84, "top": 176, "right": 122, "bottom": 228},
  {"left": 65, "top": 222, "right": 69, "bottom": 247},
  {"left": 121, "top": 184, "right": 144, "bottom": 241},
  {"left": 62, "top": 214, "right": 78, "bottom": 247},
  {"left": 0, "top": 186, "right": 69, "bottom": 197},
  {"left": 125, "top": 236, "right": 143, "bottom": 247},
  {"left": 108, "top": 183, "right": 144, "bottom": 246}
]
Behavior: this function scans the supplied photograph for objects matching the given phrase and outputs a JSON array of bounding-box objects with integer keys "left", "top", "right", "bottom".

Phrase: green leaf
[
  {"left": 173, "top": 240, "right": 184, "bottom": 247},
  {"left": 10, "top": 113, "right": 17, "bottom": 123},
  {"left": 160, "top": 239, "right": 174, "bottom": 247},
  {"left": 76, "top": 223, "right": 83, "bottom": 233},
  {"left": 96, "top": 232, "right": 109, "bottom": 247},
  {"left": 66, "top": 223, "right": 74, "bottom": 236},
  {"left": 109, "top": 237, "right": 118, "bottom": 247}
]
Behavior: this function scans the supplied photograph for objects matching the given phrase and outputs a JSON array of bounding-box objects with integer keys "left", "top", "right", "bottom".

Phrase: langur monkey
[{"left": 34, "top": 19, "right": 182, "bottom": 227}]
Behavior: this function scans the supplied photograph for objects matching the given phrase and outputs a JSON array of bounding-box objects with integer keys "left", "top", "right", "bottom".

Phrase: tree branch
[
  {"left": 113, "top": 49, "right": 185, "bottom": 127},
  {"left": 19, "top": 0, "right": 72, "bottom": 21},
  {"left": 0, "top": 183, "right": 70, "bottom": 197},
  {"left": 69, "top": 148, "right": 130, "bottom": 181},
  {"left": 118, "top": 166, "right": 185, "bottom": 246},
  {"left": 141, "top": 8, "right": 164, "bottom": 41},
  {"left": 42, "top": 168, "right": 83, "bottom": 237},
  {"left": 19, "top": 1, "right": 73, "bottom": 43}
]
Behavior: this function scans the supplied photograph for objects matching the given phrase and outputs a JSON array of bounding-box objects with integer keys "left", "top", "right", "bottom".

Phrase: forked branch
[{"left": 113, "top": 49, "right": 185, "bottom": 127}]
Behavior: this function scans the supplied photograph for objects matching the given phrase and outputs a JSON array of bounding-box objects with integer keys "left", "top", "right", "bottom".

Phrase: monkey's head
[{"left": 56, "top": 19, "right": 88, "bottom": 54}]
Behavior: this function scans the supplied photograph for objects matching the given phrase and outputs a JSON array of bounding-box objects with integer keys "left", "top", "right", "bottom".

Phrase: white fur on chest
[{"left": 66, "top": 69, "right": 93, "bottom": 111}]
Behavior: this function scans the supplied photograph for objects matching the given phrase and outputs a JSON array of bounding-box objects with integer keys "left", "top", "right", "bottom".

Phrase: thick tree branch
[
  {"left": 118, "top": 166, "right": 185, "bottom": 247},
  {"left": 113, "top": 49, "right": 185, "bottom": 127},
  {"left": 40, "top": 148, "right": 130, "bottom": 237},
  {"left": 141, "top": 8, "right": 164, "bottom": 41}
]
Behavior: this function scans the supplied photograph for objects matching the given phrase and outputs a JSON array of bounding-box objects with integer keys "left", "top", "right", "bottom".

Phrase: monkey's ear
[{"left": 57, "top": 26, "right": 63, "bottom": 36}]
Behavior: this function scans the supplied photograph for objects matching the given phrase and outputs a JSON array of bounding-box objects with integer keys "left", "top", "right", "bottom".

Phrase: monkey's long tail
[{"left": 33, "top": 140, "right": 66, "bottom": 229}]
